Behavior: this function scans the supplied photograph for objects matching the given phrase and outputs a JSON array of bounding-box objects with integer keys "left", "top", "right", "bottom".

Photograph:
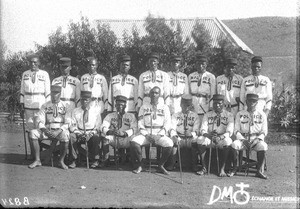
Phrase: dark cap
[
  {"left": 51, "top": 85, "right": 62, "bottom": 93},
  {"left": 81, "top": 91, "right": 92, "bottom": 99},
  {"left": 246, "top": 93, "right": 259, "bottom": 101},
  {"left": 226, "top": 58, "right": 237, "bottom": 65},
  {"left": 171, "top": 54, "right": 181, "bottom": 61},
  {"left": 27, "top": 54, "right": 39, "bottom": 60},
  {"left": 251, "top": 56, "right": 263, "bottom": 63},
  {"left": 212, "top": 94, "right": 224, "bottom": 101},
  {"left": 120, "top": 54, "right": 131, "bottom": 62},
  {"left": 181, "top": 94, "right": 193, "bottom": 105},
  {"left": 195, "top": 53, "right": 207, "bottom": 62},
  {"left": 115, "top": 95, "right": 128, "bottom": 103},
  {"left": 59, "top": 57, "right": 71, "bottom": 66},
  {"left": 149, "top": 52, "right": 160, "bottom": 60}
]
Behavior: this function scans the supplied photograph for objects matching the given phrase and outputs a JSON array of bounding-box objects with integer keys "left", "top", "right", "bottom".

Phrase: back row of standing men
[
  {"left": 20, "top": 52, "right": 272, "bottom": 122},
  {"left": 20, "top": 52, "right": 272, "bottom": 178}
]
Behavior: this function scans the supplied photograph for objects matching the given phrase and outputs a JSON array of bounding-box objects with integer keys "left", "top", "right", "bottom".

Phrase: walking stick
[
  {"left": 83, "top": 113, "right": 89, "bottom": 169},
  {"left": 245, "top": 114, "right": 252, "bottom": 176},
  {"left": 149, "top": 114, "right": 153, "bottom": 173},
  {"left": 114, "top": 112, "right": 121, "bottom": 169},
  {"left": 177, "top": 140, "right": 183, "bottom": 184},
  {"left": 22, "top": 116, "right": 28, "bottom": 159}
]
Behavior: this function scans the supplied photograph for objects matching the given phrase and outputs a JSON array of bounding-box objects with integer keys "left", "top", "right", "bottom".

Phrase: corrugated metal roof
[{"left": 95, "top": 17, "right": 253, "bottom": 54}]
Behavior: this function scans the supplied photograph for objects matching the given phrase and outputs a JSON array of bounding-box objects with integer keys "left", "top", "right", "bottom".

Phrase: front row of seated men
[{"left": 28, "top": 85, "right": 268, "bottom": 179}]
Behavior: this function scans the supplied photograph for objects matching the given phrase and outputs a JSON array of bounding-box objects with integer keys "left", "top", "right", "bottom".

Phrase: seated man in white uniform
[
  {"left": 130, "top": 86, "right": 173, "bottom": 175},
  {"left": 100, "top": 95, "right": 137, "bottom": 168},
  {"left": 230, "top": 93, "right": 268, "bottom": 179},
  {"left": 28, "top": 85, "right": 70, "bottom": 169},
  {"left": 196, "top": 94, "right": 234, "bottom": 177},
  {"left": 167, "top": 94, "right": 200, "bottom": 171}
]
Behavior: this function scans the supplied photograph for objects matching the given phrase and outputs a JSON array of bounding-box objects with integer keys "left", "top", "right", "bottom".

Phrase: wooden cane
[{"left": 22, "top": 116, "right": 28, "bottom": 159}]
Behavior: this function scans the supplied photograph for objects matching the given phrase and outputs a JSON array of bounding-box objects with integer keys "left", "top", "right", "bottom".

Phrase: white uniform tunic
[
  {"left": 101, "top": 112, "right": 138, "bottom": 148},
  {"left": 106, "top": 74, "right": 138, "bottom": 113},
  {"left": 197, "top": 110, "right": 234, "bottom": 148},
  {"left": 30, "top": 101, "right": 70, "bottom": 142},
  {"left": 80, "top": 73, "right": 108, "bottom": 113},
  {"left": 169, "top": 111, "right": 200, "bottom": 148},
  {"left": 132, "top": 103, "right": 173, "bottom": 147},
  {"left": 69, "top": 106, "right": 102, "bottom": 136},
  {"left": 20, "top": 69, "right": 51, "bottom": 130},
  {"left": 52, "top": 75, "right": 80, "bottom": 110},
  {"left": 188, "top": 71, "right": 216, "bottom": 117},
  {"left": 216, "top": 74, "right": 243, "bottom": 116},
  {"left": 232, "top": 109, "right": 268, "bottom": 151},
  {"left": 240, "top": 75, "right": 272, "bottom": 112},
  {"left": 137, "top": 70, "right": 170, "bottom": 109},
  {"left": 168, "top": 71, "right": 189, "bottom": 115}
]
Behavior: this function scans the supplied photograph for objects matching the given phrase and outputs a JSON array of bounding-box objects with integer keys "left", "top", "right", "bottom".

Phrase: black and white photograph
[{"left": 0, "top": 0, "right": 299, "bottom": 208}]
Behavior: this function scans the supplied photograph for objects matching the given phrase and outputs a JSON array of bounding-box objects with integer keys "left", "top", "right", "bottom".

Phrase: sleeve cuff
[
  {"left": 191, "top": 131, "right": 197, "bottom": 138},
  {"left": 236, "top": 132, "right": 245, "bottom": 141},
  {"left": 258, "top": 133, "right": 265, "bottom": 141},
  {"left": 125, "top": 129, "right": 133, "bottom": 137}
]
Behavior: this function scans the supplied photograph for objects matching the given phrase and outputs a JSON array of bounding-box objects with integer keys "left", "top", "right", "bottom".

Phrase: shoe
[
  {"left": 68, "top": 161, "right": 76, "bottom": 169},
  {"left": 91, "top": 160, "right": 99, "bottom": 168},
  {"left": 132, "top": 166, "right": 142, "bottom": 174},
  {"left": 196, "top": 167, "right": 207, "bottom": 176},
  {"left": 255, "top": 171, "right": 268, "bottom": 179},
  {"left": 157, "top": 165, "right": 170, "bottom": 175}
]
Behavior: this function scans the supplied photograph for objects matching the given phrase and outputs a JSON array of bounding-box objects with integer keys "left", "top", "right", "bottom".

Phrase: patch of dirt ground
[{"left": 0, "top": 124, "right": 299, "bottom": 208}]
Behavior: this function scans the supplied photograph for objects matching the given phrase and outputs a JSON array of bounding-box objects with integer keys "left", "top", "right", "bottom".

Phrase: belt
[
  {"left": 91, "top": 97, "right": 102, "bottom": 101},
  {"left": 191, "top": 93, "right": 208, "bottom": 98},
  {"left": 225, "top": 103, "right": 239, "bottom": 108},
  {"left": 170, "top": 94, "right": 183, "bottom": 98},
  {"left": 50, "top": 128, "right": 61, "bottom": 131},
  {"left": 79, "top": 128, "right": 95, "bottom": 131},
  {"left": 114, "top": 96, "right": 134, "bottom": 101},
  {"left": 145, "top": 125, "right": 163, "bottom": 129},
  {"left": 241, "top": 133, "right": 259, "bottom": 137},
  {"left": 61, "top": 98, "right": 75, "bottom": 102},
  {"left": 144, "top": 94, "right": 163, "bottom": 98},
  {"left": 24, "top": 92, "right": 44, "bottom": 96}
]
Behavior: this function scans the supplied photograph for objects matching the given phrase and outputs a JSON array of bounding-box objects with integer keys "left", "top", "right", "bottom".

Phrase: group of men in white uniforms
[{"left": 20, "top": 52, "right": 271, "bottom": 179}]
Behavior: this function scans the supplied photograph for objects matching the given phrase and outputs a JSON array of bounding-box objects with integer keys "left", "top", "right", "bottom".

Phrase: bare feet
[
  {"left": 255, "top": 171, "right": 268, "bottom": 179},
  {"left": 157, "top": 165, "right": 170, "bottom": 175},
  {"left": 68, "top": 161, "right": 76, "bottom": 169},
  {"left": 219, "top": 170, "right": 227, "bottom": 177},
  {"left": 28, "top": 160, "right": 42, "bottom": 169},
  {"left": 132, "top": 166, "right": 142, "bottom": 174},
  {"left": 58, "top": 161, "right": 68, "bottom": 170}
]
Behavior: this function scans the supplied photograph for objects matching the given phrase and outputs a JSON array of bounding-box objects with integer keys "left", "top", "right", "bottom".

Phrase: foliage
[
  {"left": 269, "top": 84, "right": 299, "bottom": 128},
  {"left": 0, "top": 14, "right": 279, "bottom": 125}
]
